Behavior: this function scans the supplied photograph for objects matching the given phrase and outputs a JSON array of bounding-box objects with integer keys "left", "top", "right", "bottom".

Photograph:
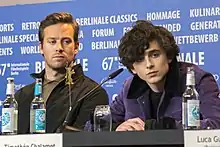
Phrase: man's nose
[
  {"left": 56, "top": 42, "right": 64, "bottom": 53},
  {"left": 145, "top": 56, "right": 154, "bottom": 69}
]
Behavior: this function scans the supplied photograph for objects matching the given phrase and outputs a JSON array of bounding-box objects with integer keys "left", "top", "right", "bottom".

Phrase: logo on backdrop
[
  {"left": 213, "top": 73, "right": 219, "bottom": 81},
  {"left": 0, "top": 62, "right": 30, "bottom": 76},
  {"left": 101, "top": 78, "right": 117, "bottom": 88}
]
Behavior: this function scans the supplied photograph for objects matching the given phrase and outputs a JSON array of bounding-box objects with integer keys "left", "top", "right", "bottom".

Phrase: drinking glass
[{"left": 93, "top": 105, "right": 112, "bottom": 132}]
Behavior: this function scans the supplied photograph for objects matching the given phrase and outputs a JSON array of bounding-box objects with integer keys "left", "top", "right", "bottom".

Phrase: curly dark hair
[
  {"left": 39, "top": 12, "right": 79, "bottom": 43},
  {"left": 118, "top": 20, "right": 179, "bottom": 72}
]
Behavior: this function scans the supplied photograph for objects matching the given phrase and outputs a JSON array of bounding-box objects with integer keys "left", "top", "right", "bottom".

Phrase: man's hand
[{"left": 116, "top": 117, "right": 145, "bottom": 131}]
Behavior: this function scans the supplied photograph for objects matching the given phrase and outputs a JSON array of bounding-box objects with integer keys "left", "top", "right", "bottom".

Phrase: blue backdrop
[{"left": 0, "top": 0, "right": 219, "bottom": 103}]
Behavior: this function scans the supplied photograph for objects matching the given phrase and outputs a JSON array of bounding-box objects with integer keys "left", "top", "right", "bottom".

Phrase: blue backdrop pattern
[{"left": 0, "top": 0, "right": 220, "bottom": 103}]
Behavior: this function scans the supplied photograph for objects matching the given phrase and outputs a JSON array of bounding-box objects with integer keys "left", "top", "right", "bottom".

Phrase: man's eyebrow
[
  {"left": 62, "top": 37, "right": 72, "bottom": 40},
  {"left": 46, "top": 37, "right": 72, "bottom": 40},
  {"left": 46, "top": 37, "right": 58, "bottom": 40},
  {"left": 145, "top": 49, "right": 160, "bottom": 54}
]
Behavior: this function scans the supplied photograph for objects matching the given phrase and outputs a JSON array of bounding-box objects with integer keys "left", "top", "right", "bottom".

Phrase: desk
[
  {"left": 0, "top": 130, "right": 184, "bottom": 147},
  {"left": 63, "top": 130, "right": 184, "bottom": 147}
]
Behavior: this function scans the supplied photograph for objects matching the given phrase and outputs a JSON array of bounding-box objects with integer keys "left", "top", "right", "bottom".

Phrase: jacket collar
[
  {"left": 30, "top": 64, "right": 84, "bottom": 82},
  {"left": 127, "top": 59, "right": 183, "bottom": 99}
]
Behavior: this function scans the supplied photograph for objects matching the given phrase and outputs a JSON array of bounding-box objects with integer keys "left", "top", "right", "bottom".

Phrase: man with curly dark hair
[{"left": 110, "top": 20, "right": 220, "bottom": 131}]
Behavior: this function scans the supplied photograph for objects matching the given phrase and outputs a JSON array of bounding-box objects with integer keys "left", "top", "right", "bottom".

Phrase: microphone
[
  {"left": 58, "top": 68, "right": 124, "bottom": 132},
  {"left": 108, "top": 68, "right": 124, "bottom": 79}
]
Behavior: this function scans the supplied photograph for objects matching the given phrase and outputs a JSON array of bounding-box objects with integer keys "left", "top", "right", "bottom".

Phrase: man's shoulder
[
  {"left": 81, "top": 75, "right": 107, "bottom": 92},
  {"left": 79, "top": 75, "right": 109, "bottom": 101},
  {"left": 178, "top": 62, "right": 212, "bottom": 82},
  {"left": 15, "top": 82, "right": 35, "bottom": 100},
  {"left": 179, "top": 62, "right": 208, "bottom": 74},
  {"left": 19, "top": 82, "right": 35, "bottom": 91},
  {"left": 83, "top": 76, "right": 99, "bottom": 86}
]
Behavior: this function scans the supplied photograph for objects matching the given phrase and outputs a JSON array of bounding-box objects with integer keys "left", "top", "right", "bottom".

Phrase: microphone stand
[
  {"left": 58, "top": 77, "right": 109, "bottom": 132},
  {"left": 57, "top": 68, "right": 124, "bottom": 132},
  {"left": 57, "top": 62, "right": 82, "bottom": 132}
]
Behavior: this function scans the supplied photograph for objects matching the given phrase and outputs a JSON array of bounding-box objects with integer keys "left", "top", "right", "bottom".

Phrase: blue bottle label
[
  {"left": 34, "top": 83, "right": 42, "bottom": 96},
  {"left": 34, "top": 109, "right": 46, "bottom": 132},
  {"left": 187, "top": 100, "right": 200, "bottom": 127},
  {"left": 2, "top": 108, "right": 16, "bottom": 133}
]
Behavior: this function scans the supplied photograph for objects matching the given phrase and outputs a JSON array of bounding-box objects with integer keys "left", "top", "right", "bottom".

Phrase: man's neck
[
  {"left": 148, "top": 77, "right": 166, "bottom": 93},
  {"left": 45, "top": 66, "right": 65, "bottom": 81},
  {"left": 149, "top": 85, "right": 164, "bottom": 93}
]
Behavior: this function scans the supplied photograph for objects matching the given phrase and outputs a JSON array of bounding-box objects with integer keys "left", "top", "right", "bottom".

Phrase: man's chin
[
  {"left": 50, "top": 64, "right": 66, "bottom": 70},
  {"left": 146, "top": 77, "right": 162, "bottom": 85}
]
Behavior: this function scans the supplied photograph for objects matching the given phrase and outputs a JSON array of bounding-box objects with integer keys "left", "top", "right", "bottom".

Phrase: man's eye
[
  {"left": 151, "top": 52, "right": 160, "bottom": 58},
  {"left": 48, "top": 40, "right": 56, "bottom": 44},
  {"left": 62, "top": 39, "right": 72, "bottom": 45}
]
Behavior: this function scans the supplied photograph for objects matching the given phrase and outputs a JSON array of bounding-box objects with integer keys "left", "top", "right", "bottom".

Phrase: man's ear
[
  {"left": 131, "top": 68, "right": 137, "bottom": 74},
  {"left": 39, "top": 42, "right": 44, "bottom": 55},
  {"left": 74, "top": 41, "right": 79, "bottom": 54}
]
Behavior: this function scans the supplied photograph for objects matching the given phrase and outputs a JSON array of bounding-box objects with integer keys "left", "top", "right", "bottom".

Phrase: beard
[
  {"left": 45, "top": 59, "right": 68, "bottom": 71},
  {"left": 44, "top": 55, "right": 76, "bottom": 72}
]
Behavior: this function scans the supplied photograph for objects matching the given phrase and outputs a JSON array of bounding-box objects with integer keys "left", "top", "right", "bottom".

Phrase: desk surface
[{"left": 63, "top": 130, "right": 184, "bottom": 147}]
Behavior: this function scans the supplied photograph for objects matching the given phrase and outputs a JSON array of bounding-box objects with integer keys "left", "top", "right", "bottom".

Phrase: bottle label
[
  {"left": 30, "top": 109, "right": 35, "bottom": 133},
  {"left": 186, "top": 73, "right": 195, "bottom": 86},
  {"left": 187, "top": 100, "right": 200, "bottom": 127},
  {"left": 6, "top": 83, "right": 15, "bottom": 95},
  {"left": 2, "top": 108, "right": 16, "bottom": 133},
  {"left": 32, "top": 109, "right": 46, "bottom": 132},
  {"left": 34, "top": 83, "right": 42, "bottom": 96},
  {"left": 182, "top": 102, "right": 187, "bottom": 127},
  {"left": 14, "top": 109, "right": 18, "bottom": 131}
]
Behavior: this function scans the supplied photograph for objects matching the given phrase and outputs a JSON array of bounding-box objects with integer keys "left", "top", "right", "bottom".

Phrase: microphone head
[{"left": 108, "top": 68, "right": 124, "bottom": 79}]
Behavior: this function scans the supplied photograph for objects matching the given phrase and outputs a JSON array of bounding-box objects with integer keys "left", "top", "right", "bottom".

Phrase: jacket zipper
[{"left": 156, "top": 91, "right": 166, "bottom": 122}]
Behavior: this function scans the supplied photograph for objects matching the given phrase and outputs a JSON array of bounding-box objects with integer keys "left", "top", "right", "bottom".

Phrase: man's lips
[
  {"left": 146, "top": 71, "right": 158, "bottom": 76},
  {"left": 53, "top": 55, "right": 65, "bottom": 59}
]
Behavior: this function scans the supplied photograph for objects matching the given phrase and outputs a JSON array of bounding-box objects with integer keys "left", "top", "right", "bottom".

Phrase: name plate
[
  {"left": 0, "top": 133, "right": 62, "bottom": 147},
  {"left": 184, "top": 130, "right": 220, "bottom": 147}
]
